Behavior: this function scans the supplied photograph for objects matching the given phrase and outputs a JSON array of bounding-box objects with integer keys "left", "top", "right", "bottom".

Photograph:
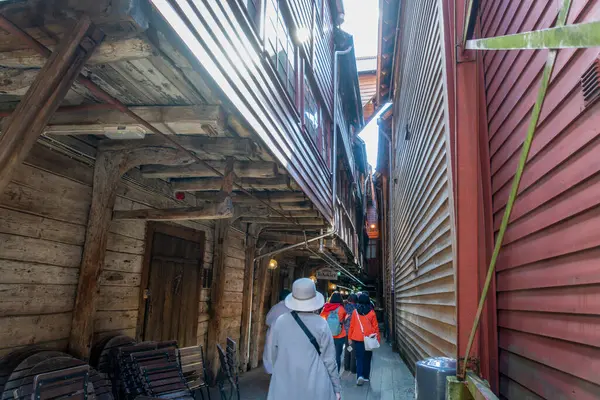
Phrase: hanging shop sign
[{"left": 316, "top": 267, "right": 338, "bottom": 281}]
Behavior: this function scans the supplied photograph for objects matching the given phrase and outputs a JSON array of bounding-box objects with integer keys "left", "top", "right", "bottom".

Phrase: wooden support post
[
  {"left": 0, "top": 17, "right": 103, "bottom": 193},
  {"left": 68, "top": 147, "right": 192, "bottom": 358},
  {"left": 239, "top": 224, "right": 259, "bottom": 372},
  {"left": 206, "top": 219, "right": 231, "bottom": 381},
  {"left": 249, "top": 257, "right": 270, "bottom": 369}
]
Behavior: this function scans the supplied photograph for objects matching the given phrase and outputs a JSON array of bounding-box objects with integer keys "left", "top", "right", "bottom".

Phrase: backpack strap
[
  {"left": 291, "top": 311, "right": 321, "bottom": 355},
  {"left": 354, "top": 310, "right": 365, "bottom": 335}
]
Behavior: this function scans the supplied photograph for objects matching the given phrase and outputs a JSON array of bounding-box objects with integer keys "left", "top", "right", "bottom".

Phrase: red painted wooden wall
[{"left": 480, "top": 0, "right": 600, "bottom": 397}]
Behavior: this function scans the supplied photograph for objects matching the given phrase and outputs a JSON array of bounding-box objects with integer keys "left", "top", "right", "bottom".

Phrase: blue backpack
[{"left": 327, "top": 308, "right": 342, "bottom": 336}]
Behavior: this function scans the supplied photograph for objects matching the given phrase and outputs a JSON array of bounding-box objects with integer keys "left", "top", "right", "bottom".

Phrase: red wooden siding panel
[
  {"left": 390, "top": 0, "right": 455, "bottom": 371},
  {"left": 154, "top": 0, "right": 333, "bottom": 220},
  {"left": 481, "top": 0, "right": 600, "bottom": 397}
]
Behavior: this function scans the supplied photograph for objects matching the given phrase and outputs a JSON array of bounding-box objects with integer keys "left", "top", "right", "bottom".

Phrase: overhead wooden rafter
[
  {"left": 42, "top": 105, "right": 226, "bottom": 136},
  {"left": 98, "top": 136, "right": 261, "bottom": 158},
  {"left": 171, "top": 175, "right": 298, "bottom": 192},
  {"left": 140, "top": 160, "right": 279, "bottom": 179},
  {"left": 112, "top": 197, "right": 234, "bottom": 220},
  {"left": 0, "top": 36, "right": 153, "bottom": 68},
  {"left": 0, "top": 17, "right": 103, "bottom": 193}
]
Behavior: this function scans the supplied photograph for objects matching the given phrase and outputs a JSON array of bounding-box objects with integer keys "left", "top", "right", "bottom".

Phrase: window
[
  {"left": 245, "top": 0, "right": 262, "bottom": 29},
  {"left": 367, "top": 240, "right": 377, "bottom": 260},
  {"left": 202, "top": 267, "right": 212, "bottom": 289},
  {"left": 265, "top": 0, "right": 297, "bottom": 101},
  {"left": 303, "top": 74, "right": 321, "bottom": 144}
]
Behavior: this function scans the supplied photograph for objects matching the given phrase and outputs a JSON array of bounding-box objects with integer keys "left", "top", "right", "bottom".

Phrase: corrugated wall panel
[
  {"left": 390, "top": 0, "right": 455, "bottom": 371},
  {"left": 481, "top": 0, "right": 600, "bottom": 397}
]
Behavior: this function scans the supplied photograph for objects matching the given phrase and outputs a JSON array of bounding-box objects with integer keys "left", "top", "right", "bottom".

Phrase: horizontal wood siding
[
  {"left": 390, "top": 0, "right": 456, "bottom": 371},
  {"left": 151, "top": 0, "right": 333, "bottom": 221},
  {"left": 0, "top": 142, "right": 214, "bottom": 355},
  {"left": 480, "top": 0, "right": 600, "bottom": 397}
]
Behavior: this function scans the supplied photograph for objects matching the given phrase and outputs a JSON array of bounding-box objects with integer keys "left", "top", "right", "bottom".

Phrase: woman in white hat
[{"left": 267, "top": 278, "right": 342, "bottom": 400}]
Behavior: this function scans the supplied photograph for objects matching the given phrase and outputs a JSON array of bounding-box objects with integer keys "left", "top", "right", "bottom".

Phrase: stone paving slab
[{"left": 213, "top": 342, "right": 415, "bottom": 400}]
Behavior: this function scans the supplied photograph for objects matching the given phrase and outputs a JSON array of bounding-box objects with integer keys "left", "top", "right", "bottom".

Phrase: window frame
[{"left": 264, "top": 0, "right": 298, "bottom": 105}]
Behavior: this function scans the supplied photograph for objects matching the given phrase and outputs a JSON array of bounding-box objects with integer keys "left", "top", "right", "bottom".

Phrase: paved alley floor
[{"left": 210, "top": 342, "right": 415, "bottom": 400}]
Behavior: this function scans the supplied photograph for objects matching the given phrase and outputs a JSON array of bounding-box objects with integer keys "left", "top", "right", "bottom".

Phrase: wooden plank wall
[
  {"left": 479, "top": 0, "right": 600, "bottom": 397},
  {"left": 390, "top": 0, "right": 456, "bottom": 371},
  {"left": 0, "top": 142, "right": 214, "bottom": 356}
]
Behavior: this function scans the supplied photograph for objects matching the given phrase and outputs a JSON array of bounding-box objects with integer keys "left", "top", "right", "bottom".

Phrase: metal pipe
[
  {"left": 312, "top": 247, "right": 366, "bottom": 287},
  {"left": 254, "top": 230, "right": 333, "bottom": 262},
  {"left": 0, "top": 14, "right": 302, "bottom": 228},
  {"left": 332, "top": 45, "right": 353, "bottom": 230}
]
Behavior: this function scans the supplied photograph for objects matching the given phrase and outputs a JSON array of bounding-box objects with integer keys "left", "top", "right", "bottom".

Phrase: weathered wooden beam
[
  {"left": 0, "top": 37, "right": 153, "bottom": 68},
  {"left": 195, "top": 191, "right": 307, "bottom": 203},
  {"left": 206, "top": 219, "right": 231, "bottom": 381},
  {"left": 98, "top": 136, "right": 260, "bottom": 158},
  {"left": 68, "top": 147, "right": 193, "bottom": 359},
  {"left": 43, "top": 105, "right": 226, "bottom": 136},
  {"left": 173, "top": 175, "right": 297, "bottom": 192},
  {"left": 239, "top": 224, "right": 260, "bottom": 372},
  {"left": 239, "top": 217, "right": 325, "bottom": 226},
  {"left": 238, "top": 208, "right": 321, "bottom": 218},
  {"left": 249, "top": 257, "right": 271, "bottom": 369},
  {"left": 140, "top": 160, "right": 278, "bottom": 179},
  {"left": 220, "top": 157, "right": 235, "bottom": 194},
  {"left": 112, "top": 197, "right": 233, "bottom": 220},
  {"left": 0, "top": 17, "right": 103, "bottom": 193}
]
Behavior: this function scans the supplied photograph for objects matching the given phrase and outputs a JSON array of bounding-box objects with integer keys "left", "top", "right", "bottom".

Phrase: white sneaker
[
  {"left": 357, "top": 377, "right": 365, "bottom": 386},
  {"left": 364, "top": 378, "right": 370, "bottom": 382}
]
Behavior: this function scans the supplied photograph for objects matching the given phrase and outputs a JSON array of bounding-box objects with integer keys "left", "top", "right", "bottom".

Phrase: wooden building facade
[
  {"left": 0, "top": 0, "right": 366, "bottom": 380},
  {"left": 376, "top": 0, "right": 600, "bottom": 397}
]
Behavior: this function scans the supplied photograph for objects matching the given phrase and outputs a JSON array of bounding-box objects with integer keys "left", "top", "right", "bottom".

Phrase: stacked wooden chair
[
  {"left": 0, "top": 350, "right": 112, "bottom": 400},
  {"left": 0, "top": 337, "right": 212, "bottom": 400},
  {"left": 110, "top": 341, "right": 193, "bottom": 400},
  {"left": 176, "top": 347, "right": 210, "bottom": 400},
  {"left": 215, "top": 339, "right": 239, "bottom": 400}
]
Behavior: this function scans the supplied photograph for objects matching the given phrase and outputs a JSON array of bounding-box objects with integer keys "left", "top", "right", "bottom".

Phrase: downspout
[
  {"left": 332, "top": 44, "right": 354, "bottom": 232},
  {"left": 255, "top": 44, "right": 354, "bottom": 263}
]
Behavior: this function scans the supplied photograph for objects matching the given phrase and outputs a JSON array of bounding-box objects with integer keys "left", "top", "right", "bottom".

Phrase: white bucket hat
[{"left": 285, "top": 278, "right": 325, "bottom": 312}]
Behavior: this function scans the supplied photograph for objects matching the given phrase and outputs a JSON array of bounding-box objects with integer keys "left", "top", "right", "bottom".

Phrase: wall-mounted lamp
[
  {"left": 370, "top": 224, "right": 376, "bottom": 229},
  {"left": 294, "top": 27, "right": 311, "bottom": 45},
  {"left": 268, "top": 258, "right": 278, "bottom": 270}
]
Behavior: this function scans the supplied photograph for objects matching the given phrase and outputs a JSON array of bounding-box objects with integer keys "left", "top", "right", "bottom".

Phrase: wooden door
[{"left": 142, "top": 227, "right": 204, "bottom": 346}]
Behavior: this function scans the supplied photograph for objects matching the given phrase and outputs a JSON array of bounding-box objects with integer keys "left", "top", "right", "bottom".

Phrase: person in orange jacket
[
  {"left": 347, "top": 293, "right": 380, "bottom": 385},
  {"left": 320, "top": 291, "right": 348, "bottom": 372}
]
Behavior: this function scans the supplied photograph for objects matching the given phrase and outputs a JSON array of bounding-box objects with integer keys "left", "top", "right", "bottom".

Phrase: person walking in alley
[
  {"left": 267, "top": 278, "right": 342, "bottom": 400},
  {"left": 320, "top": 291, "right": 348, "bottom": 372},
  {"left": 348, "top": 293, "right": 380, "bottom": 386},
  {"left": 343, "top": 293, "right": 359, "bottom": 371},
  {"left": 263, "top": 289, "right": 291, "bottom": 374}
]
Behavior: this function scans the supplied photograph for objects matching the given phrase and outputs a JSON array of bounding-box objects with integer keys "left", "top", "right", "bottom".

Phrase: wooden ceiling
[{"left": 0, "top": 0, "right": 354, "bottom": 264}]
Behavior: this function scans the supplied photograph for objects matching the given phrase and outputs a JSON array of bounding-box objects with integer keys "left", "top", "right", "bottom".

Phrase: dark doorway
[{"left": 138, "top": 223, "right": 205, "bottom": 346}]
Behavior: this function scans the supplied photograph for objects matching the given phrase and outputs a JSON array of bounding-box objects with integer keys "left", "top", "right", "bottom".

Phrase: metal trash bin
[{"left": 415, "top": 357, "right": 456, "bottom": 400}]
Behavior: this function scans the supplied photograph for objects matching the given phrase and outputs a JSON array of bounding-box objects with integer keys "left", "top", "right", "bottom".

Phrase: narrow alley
[
  {"left": 212, "top": 343, "right": 415, "bottom": 400},
  {"left": 0, "top": 0, "right": 599, "bottom": 398}
]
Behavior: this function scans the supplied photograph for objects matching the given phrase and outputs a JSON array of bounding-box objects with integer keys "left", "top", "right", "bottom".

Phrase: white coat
[
  {"left": 263, "top": 300, "right": 291, "bottom": 374},
  {"left": 267, "top": 312, "right": 341, "bottom": 400}
]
